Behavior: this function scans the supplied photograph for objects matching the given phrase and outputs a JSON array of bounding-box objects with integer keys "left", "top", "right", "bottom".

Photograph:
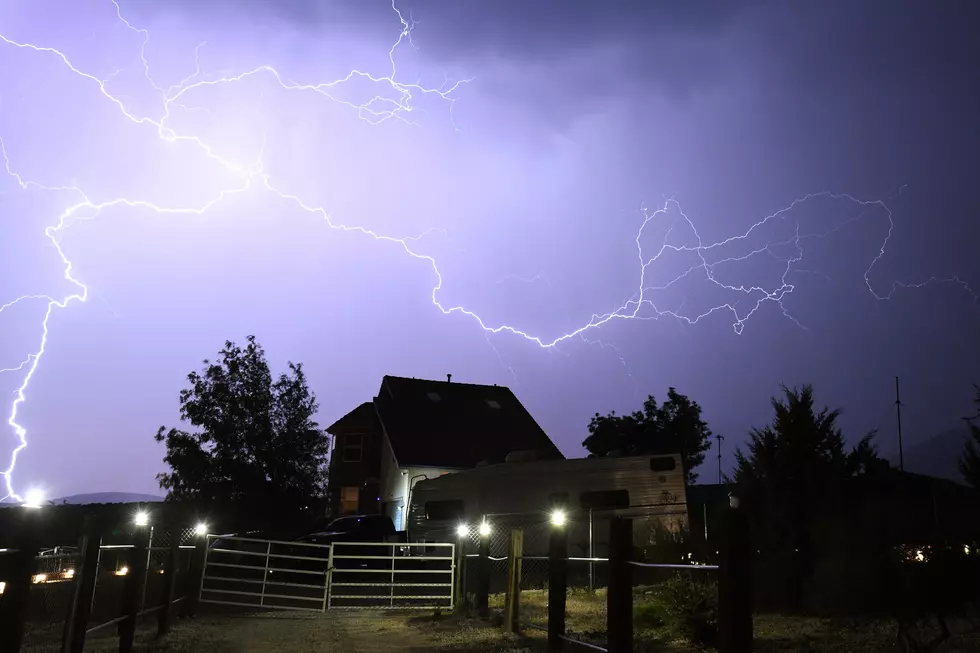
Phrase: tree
[
  {"left": 732, "top": 384, "right": 889, "bottom": 609},
  {"left": 584, "top": 388, "right": 713, "bottom": 484},
  {"left": 959, "top": 385, "right": 980, "bottom": 489},
  {"left": 155, "top": 336, "right": 329, "bottom": 513}
]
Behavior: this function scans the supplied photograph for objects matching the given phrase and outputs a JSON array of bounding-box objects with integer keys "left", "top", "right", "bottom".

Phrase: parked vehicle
[
  {"left": 295, "top": 514, "right": 396, "bottom": 545},
  {"left": 407, "top": 453, "right": 689, "bottom": 556}
]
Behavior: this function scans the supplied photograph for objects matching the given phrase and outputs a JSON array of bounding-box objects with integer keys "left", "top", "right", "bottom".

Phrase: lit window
[
  {"left": 486, "top": 399, "right": 501, "bottom": 409},
  {"left": 342, "top": 433, "right": 363, "bottom": 462},
  {"left": 427, "top": 392, "right": 441, "bottom": 402},
  {"left": 340, "top": 487, "right": 359, "bottom": 515}
]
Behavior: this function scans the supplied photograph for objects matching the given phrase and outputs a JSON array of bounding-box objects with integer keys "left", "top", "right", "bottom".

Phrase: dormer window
[
  {"left": 486, "top": 399, "right": 501, "bottom": 409},
  {"left": 427, "top": 392, "right": 441, "bottom": 402}
]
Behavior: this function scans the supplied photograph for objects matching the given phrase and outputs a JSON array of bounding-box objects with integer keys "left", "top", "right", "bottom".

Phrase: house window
[
  {"left": 486, "top": 399, "right": 501, "bottom": 409},
  {"left": 649, "top": 456, "right": 676, "bottom": 472},
  {"left": 427, "top": 392, "right": 441, "bottom": 402},
  {"left": 340, "top": 487, "right": 360, "bottom": 515},
  {"left": 342, "top": 433, "right": 363, "bottom": 462}
]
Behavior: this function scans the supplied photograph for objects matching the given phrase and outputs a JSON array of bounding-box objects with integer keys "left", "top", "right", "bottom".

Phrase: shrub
[{"left": 647, "top": 574, "right": 718, "bottom": 648}]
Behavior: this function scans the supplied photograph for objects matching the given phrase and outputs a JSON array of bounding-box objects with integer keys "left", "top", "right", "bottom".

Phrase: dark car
[{"left": 296, "top": 514, "right": 396, "bottom": 546}]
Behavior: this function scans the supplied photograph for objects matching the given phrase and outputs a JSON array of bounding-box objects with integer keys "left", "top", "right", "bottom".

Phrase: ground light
[
  {"left": 456, "top": 523, "right": 469, "bottom": 538},
  {"left": 550, "top": 509, "right": 566, "bottom": 527},
  {"left": 23, "top": 489, "right": 44, "bottom": 509}
]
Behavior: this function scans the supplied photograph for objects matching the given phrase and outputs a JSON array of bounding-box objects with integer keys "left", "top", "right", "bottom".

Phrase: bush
[{"left": 647, "top": 574, "right": 719, "bottom": 648}]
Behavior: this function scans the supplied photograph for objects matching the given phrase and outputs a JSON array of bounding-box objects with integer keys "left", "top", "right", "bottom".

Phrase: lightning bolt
[{"left": 1, "top": 1, "right": 975, "bottom": 502}]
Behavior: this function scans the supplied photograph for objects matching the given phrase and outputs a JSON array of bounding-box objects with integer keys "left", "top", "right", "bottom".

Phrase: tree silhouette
[
  {"left": 584, "top": 387, "right": 713, "bottom": 484},
  {"left": 959, "top": 385, "right": 980, "bottom": 489},
  {"left": 732, "top": 384, "right": 888, "bottom": 608},
  {"left": 155, "top": 336, "right": 329, "bottom": 512}
]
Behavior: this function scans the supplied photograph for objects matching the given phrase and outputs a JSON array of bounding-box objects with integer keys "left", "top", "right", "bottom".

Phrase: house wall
[
  {"left": 377, "top": 433, "right": 461, "bottom": 530},
  {"left": 327, "top": 424, "right": 384, "bottom": 516}
]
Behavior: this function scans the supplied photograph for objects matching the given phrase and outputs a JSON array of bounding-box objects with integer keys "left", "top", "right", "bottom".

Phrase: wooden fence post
[
  {"left": 180, "top": 533, "right": 208, "bottom": 618},
  {"left": 0, "top": 510, "right": 41, "bottom": 653},
  {"left": 547, "top": 525, "right": 568, "bottom": 651},
  {"left": 504, "top": 530, "right": 523, "bottom": 633},
  {"left": 718, "top": 497, "right": 753, "bottom": 653},
  {"left": 61, "top": 516, "right": 103, "bottom": 653},
  {"left": 118, "top": 526, "right": 151, "bottom": 653},
  {"left": 454, "top": 535, "right": 468, "bottom": 616},
  {"left": 475, "top": 529, "right": 490, "bottom": 619},
  {"left": 156, "top": 524, "right": 182, "bottom": 637},
  {"left": 607, "top": 517, "right": 633, "bottom": 653}
]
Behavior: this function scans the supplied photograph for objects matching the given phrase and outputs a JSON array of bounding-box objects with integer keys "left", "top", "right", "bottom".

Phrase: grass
[
  {"left": 494, "top": 588, "right": 980, "bottom": 653},
  {"left": 19, "top": 589, "right": 980, "bottom": 652}
]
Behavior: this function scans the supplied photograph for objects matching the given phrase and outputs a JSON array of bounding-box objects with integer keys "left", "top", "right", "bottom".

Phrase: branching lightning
[{"left": 0, "top": 1, "right": 975, "bottom": 501}]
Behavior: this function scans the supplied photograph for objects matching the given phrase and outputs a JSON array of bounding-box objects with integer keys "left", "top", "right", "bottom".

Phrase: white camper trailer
[{"left": 406, "top": 453, "right": 688, "bottom": 557}]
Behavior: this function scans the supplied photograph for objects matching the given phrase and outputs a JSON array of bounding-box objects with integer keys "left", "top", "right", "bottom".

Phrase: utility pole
[
  {"left": 895, "top": 376, "right": 904, "bottom": 472},
  {"left": 715, "top": 434, "right": 725, "bottom": 484}
]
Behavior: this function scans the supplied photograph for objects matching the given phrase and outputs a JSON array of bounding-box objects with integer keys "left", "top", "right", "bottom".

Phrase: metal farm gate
[
  {"left": 199, "top": 536, "right": 455, "bottom": 612},
  {"left": 327, "top": 542, "right": 455, "bottom": 610},
  {"left": 199, "top": 535, "right": 333, "bottom": 612}
]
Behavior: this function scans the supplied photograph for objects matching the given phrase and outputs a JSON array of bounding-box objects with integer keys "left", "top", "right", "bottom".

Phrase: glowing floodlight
[
  {"left": 23, "top": 489, "right": 44, "bottom": 509},
  {"left": 551, "top": 509, "right": 567, "bottom": 527},
  {"left": 456, "top": 523, "right": 469, "bottom": 538},
  {"left": 194, "top": 522, "right": 208, "bottom": 536},
  {"left": 478, "top": 521, "right": 491, "bottom": 537},
  {"left": 134, "top": 511, "right": 149, "bottom": 526}
]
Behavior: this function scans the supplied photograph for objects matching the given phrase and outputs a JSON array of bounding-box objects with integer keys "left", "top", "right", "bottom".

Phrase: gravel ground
[{"left": 25, "top": 608, "right": 541, "bottom": 653}]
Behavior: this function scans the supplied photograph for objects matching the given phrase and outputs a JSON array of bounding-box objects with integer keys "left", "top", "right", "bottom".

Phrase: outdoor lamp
[
  {"left": 478, "top": 520, "right": 491, "bottom": 537},
  {"left": 550, "top": 509, "right": 567, "bottom": 527},
  {"left": 134, "top": 511, "right": 149, "bottom": 526},
  {"left": 23, "top": 489, "right": 44, "bottom": 509},
  {"left": 456, "top": 523, "right": 469, "bottom": 538},
  {"left": 194, "top": 522, "right": 208, "bottom": 536}
]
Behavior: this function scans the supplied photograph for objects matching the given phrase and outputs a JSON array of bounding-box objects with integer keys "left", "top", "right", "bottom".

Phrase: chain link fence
[
  {"left": 15, "top": 526, "right": 199, "bottom": 649},
  {"left": 470, "top": 506, "right": 718, "bottom": 651}
]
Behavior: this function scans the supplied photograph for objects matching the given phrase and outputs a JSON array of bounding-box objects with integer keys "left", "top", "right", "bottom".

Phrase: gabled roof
[
  {"left": 372, "top": 375, "right": 564, "bottom": 469},
  {"left": 327, "top": 402, "right": 380, "bottom": 434}
]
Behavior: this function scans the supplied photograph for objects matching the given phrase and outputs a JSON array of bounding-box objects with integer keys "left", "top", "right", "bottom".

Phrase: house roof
[
  {"left": 372, "top": 375, "right": 564, "bottom": 468},
  {"left": 327, "top": 402, "right": 380, "bottom": 434}
]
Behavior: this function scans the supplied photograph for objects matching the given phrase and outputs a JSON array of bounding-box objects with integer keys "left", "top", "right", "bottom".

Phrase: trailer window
[
  {"left": 579, "top": 489, "right": 630, "bottom": 510},
  {"left": 649, "top": 456, "right": 677, "bottom": 472},
  {"left": 425, "top": 500, "right": 465, "bottom": 521}
]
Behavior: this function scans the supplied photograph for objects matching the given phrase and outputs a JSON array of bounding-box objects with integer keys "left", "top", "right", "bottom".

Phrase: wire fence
[
  {"left": 14, "top": 526, "right": 198, "bottom": 650},
  {"left": 466, "top": 508, "right": 720, "bottom": 652}
]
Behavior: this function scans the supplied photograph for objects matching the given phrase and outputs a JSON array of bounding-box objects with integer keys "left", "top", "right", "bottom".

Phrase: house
[{"left": 325, "top": 374, "right": 564, "bottom": 529}]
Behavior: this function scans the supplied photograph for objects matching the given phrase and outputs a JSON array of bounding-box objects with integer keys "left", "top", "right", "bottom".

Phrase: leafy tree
[
  {"left": 959, "top": 385, "right": 980, "bottom": 489},
  {"left": 155, "top": 336, "right": 329, "bottom": 512},
  {"left": 732, "top": 384, "right": 889, "bottom": 609},
  {"left": 584, "top": 388, "right": 713, "bottom": 484}
]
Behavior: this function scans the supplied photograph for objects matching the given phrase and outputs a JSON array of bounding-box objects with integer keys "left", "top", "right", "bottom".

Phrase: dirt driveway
[{"left": 52, "top": 609, "right": 537, "bottom": 653}]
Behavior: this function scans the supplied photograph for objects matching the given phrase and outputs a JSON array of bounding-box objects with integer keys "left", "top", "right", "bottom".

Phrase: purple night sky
[{"left": 1, "top": 0, "right": 978, "bottom": 500}]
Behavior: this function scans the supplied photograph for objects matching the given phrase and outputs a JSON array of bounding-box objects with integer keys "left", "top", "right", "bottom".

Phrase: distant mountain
[
  {"left": 887, "top": 426, "right": 972, "bottom": 484},
  {"left": 51, "top": 492, "right": 164, "bottom": 505}
]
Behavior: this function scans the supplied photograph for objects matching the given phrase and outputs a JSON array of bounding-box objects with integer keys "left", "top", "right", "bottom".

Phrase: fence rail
[
  {"left": 327, "top": 541, "right": 455, "bottom": 610},
  {"left": 456, "top": 505, "right": 753, "bottom": 653},
  {"left": 0, "top": 518, "right": 209, "bottom": 653},
  {"left": 199, "top": 533, "right": 333, "bottom": 612}
]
